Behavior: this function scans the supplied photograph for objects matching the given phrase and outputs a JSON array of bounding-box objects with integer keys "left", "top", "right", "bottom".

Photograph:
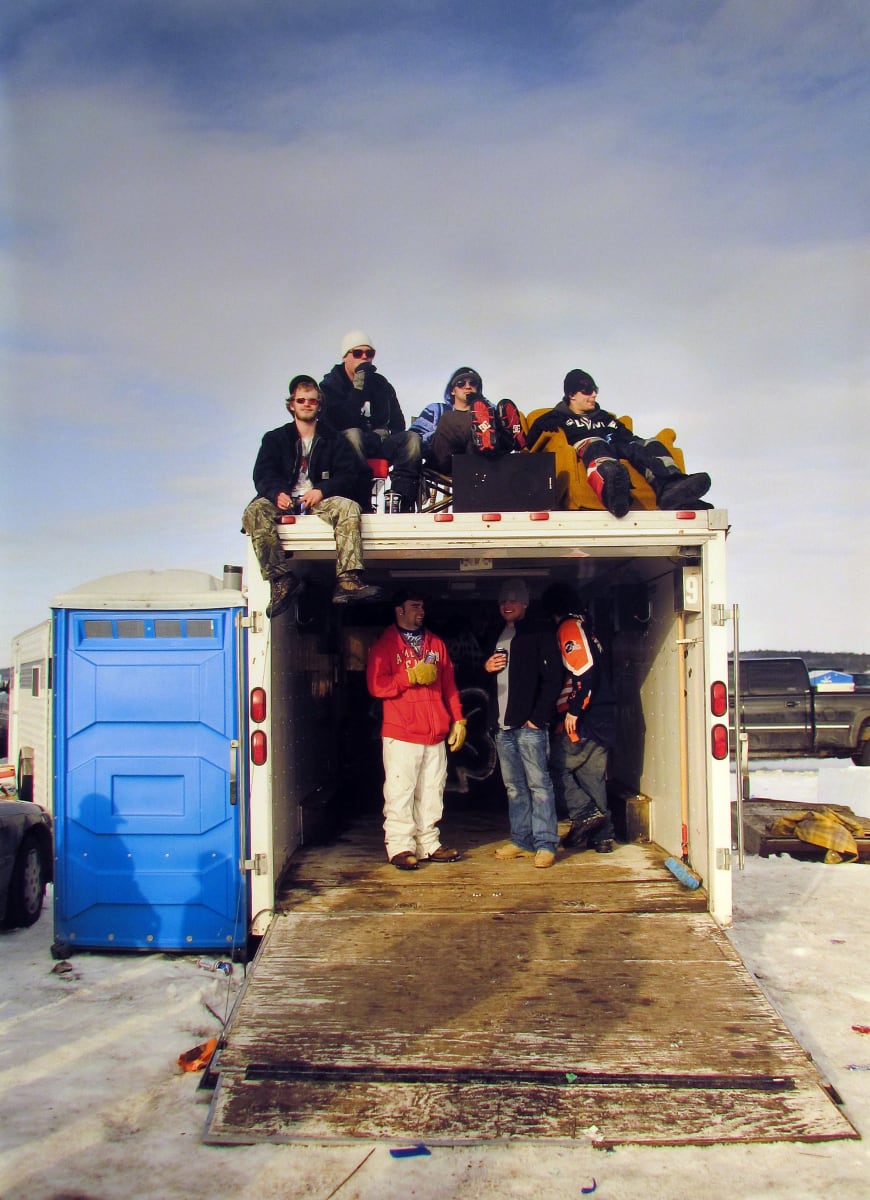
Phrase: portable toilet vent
[{"left": 50, "top": 569, "right": 247, "bottom": 955}]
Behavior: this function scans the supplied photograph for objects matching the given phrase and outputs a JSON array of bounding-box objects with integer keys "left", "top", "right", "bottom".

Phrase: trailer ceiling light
[
  {"left": 675, "top": 511, "right": 697, "bottom": 520},
  {"left": 277, "top": 514, "right": 296, "bottom": 525},
  {"left": 251, "top": 729, "right": 268, "bottom": 766},
  {"left": 529, "top": 512, "right": 550, "bottom": 521},
  {"left": 481, "top": 513, "right": 502, "bottom": 522},
  {"left": 710, "top": 680, "right": 727, "bottom": 717},
  {"left": 250, "top": 687, "right": 267, "bottom": 723},
  {"left": 434, "top": 513, "right": 454, "bottom": 522},
  {"left": 711, "top": 724, "right": 728, "bottom": 760}
]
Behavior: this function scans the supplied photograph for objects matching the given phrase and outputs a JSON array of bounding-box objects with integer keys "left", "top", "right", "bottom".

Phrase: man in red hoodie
[{"left": 367, "top": 589, "right": 467, "bottom": 870}]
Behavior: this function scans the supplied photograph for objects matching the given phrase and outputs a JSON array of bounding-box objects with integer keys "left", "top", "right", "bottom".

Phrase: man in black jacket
[
  {"left": 541, "top": 583, "right": 617, "bottom": 854},
  {"left": 242, "top": 375, "right": 382, "bottom": 616},
  {"left": 484, "top": 578, "right": 563, "bottom": 868},
  {"left": 319, "top": 330, "right": 421, "bottom": 512},
  {"left": 526, "top": 368, "right": 712, "bottom": 518}
]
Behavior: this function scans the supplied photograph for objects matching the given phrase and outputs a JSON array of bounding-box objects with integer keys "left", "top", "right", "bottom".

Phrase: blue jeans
[
  {"left": 550, "top": 732, "right": 615, "bottom": 840},
  {"left": 495, "top": 726, "right": 558, "bottom": 853}
]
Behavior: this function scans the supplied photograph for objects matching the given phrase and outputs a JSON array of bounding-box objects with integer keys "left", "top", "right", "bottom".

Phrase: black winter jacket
[
  {"left": 486, "top": 616, "right": 563, "bottom": 731},
  {"left": 251, "top": 419, "right": 362, "bottom": 505},
  {"left": 319, "top": 362, "right": 406, "bottom": 435},
  {"left": 527, "top": 401, "right": 637, "bottom": 455}
]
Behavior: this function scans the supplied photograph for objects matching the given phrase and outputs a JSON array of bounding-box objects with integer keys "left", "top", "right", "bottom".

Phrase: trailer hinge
[
  {"left": 716, "top": 847, "right": 732, "bottom": 870},
  {"left": 710, "top": 603, "right": 728, "bottom": 627},
  {"left": 241, "top": 612, "right": 264, "bottom": 633},
  {"left": 244, "top": 853, "right": 269, "bottom": 875}
]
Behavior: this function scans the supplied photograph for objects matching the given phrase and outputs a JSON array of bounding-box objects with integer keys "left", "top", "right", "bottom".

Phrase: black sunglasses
[
  {"left": 350, "top": 348, "right": 375, "bottom": 359},
  {"left": 574, "top": 385, "right": 597, "bottom": 396},
  {"left": 454, "top": 376, "right": 480, "bottom": 389}
]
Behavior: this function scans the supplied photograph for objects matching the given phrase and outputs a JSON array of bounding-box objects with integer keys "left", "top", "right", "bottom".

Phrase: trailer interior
[{"left": 205, "top": 510, "right": 857, "bottom": 1146}]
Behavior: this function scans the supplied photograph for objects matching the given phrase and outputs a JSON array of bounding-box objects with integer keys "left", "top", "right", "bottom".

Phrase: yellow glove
[
  {"left": 447, "top": 719, "right": 467, "bottom": 752},
  {"left": 414, "top": 661, "right": 438, "bottom": 686},
  {"left": 405, "top": 661, "right": 437, "bottom": 686}
]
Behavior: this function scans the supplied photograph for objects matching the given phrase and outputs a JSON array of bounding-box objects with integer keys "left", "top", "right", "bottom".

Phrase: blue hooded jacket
[{"left": 409, "top": 366, "right": 483, "bottom": 454}]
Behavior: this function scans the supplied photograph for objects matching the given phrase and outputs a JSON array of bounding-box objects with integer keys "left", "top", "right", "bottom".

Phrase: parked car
[{"left": 0, "top": 772, "right": 53, "bottom": 929}]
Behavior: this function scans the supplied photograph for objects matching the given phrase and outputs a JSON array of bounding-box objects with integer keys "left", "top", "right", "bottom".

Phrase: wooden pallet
[{"left": 734, "top": 799, "right": 870, "bottom": 861}]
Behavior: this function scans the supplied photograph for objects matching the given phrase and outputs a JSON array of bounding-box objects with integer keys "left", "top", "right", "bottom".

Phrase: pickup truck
[{"left": 731, "top": 656, "right": 870, "bottom": 766}]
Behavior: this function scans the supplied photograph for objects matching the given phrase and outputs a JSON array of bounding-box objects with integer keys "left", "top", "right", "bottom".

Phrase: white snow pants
[{"left": 382, "top": 736, "right": 447, "bottom": 860}]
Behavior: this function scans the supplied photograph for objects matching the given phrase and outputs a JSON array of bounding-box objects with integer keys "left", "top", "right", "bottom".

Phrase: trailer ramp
[{"left": 205, "top": 814, "right": 855, "bottom": 1146}]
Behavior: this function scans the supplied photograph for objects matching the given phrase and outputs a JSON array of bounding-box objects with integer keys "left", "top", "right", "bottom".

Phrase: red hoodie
[{"left": 366, "top": 625, "right": 464, "bottom": 746}]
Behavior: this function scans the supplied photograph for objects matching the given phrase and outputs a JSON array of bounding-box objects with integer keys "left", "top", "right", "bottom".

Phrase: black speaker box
[{"left": 451, "top": 452, "right": 556, "bottom": 512}]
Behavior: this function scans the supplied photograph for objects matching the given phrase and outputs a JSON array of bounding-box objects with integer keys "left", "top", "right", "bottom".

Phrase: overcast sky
[{"left": 1, "top": 0, "right": 867, "bottom": 657}]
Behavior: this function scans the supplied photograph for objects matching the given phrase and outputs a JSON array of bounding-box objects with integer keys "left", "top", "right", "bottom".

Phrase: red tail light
[
  {"left": 251, "top": 729, "right": 268, "bottom": 766},
  {"left": 711, "top": 724, "right": 728, "bottom": 760},
  {"left": 710, "top": 680, "right": 727, "bottom": 717},
  {"left": 250, "top": 687, "right": 267, "bottom": 724}
]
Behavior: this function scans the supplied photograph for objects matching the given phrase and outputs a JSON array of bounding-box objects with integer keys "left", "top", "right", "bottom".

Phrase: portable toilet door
[{"left": 50, "top": 570, "right": 247, "bottom": 955}]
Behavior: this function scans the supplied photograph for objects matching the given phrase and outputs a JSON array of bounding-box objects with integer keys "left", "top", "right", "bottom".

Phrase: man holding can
[
  {"left": 366, "top": 589, "right": 467, "bottom": 870},
  {"left": 242, "top": 374, "right": 382, "bottom": 616},
  {"left": 484, "top": 578, "right": 563, "bottom": 868}
]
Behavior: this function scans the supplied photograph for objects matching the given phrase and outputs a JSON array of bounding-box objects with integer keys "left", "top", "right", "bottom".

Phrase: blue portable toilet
[{"left": 51, "top": 568, "right": 247, "bottom": 955}]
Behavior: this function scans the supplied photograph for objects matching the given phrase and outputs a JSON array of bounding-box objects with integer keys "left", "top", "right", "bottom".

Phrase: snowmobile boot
[
  {"left": 656, "top": 472, "right": 712, "bottom": 510},
  {"left": 600, "top": 464, "right": 632, "bottom": 518},
  {"left": 496, "top": 398, "right": 527, "bottom": 451},
  {"left": 470, "top": 398, "right": 500, "bottom": 455}
]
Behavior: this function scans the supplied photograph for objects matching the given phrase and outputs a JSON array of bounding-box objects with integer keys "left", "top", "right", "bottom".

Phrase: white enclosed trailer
[
  {"left": 8, "top": 620, "right": 52, "bottom": 811},
  {"left": 205, "top": 504, "right": 856, "bottom": 1147},
  {"left": 242, "top": 506, "right": 734, "bottom": 929}
]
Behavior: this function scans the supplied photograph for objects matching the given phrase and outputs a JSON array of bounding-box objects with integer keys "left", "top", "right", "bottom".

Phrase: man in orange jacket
[{"left": 366, "top": 589, "right": 467, "bottom": 870}]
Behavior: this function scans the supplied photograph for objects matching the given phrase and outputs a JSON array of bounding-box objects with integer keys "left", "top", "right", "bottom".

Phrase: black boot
[
  {"left": 601, "top": 464, "right": 632, "bottom": 518},
  {"left": 656, "top": 472, "right": 711, "bottom": 510}
]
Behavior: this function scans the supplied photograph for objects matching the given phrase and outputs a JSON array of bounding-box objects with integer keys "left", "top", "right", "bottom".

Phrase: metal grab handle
[{"left": 229, "top": 739, "right": 239, "bottom": 805}]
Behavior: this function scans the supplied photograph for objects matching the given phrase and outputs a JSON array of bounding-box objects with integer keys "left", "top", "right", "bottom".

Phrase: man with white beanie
[{"left": 319, "top": 330, "right": 422, "bottom": 512}]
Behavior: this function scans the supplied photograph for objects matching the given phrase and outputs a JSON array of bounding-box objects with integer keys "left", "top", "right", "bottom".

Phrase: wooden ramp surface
[{"left": 205, "top": 813, "right": 856, "bottom": 1147}]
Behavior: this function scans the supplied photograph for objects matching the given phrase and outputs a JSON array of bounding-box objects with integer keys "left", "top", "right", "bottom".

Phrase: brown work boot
[
  {"left": 389, "top": 851, "right": 418, "bottom": 871},
  {"left": 266, "top": 572, "right": 304, "bottom": 619},
  {"left": 422, "top": 846, "right": 461, "bottom": 863},
  {"left": 534, "top": 849, "right": 556, "bottom": 869},
  {"left": 494, "top": 843, "right": 534, "bottom": 860},
  {"left": 332, "top": 571, "right": 383, "bottom": 604}
]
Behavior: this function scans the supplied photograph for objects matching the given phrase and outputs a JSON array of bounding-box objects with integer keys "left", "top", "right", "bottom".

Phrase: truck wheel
[
  {"left": 852, "top": 741, "right": 870, "bottom": 767},
  {"left": 3, "top": 835, "right": 46, "bottom": 928}
]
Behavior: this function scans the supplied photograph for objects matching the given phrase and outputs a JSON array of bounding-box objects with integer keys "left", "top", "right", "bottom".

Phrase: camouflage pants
[{"left": 241, "top": 496, "right": 364, "bottom": 581}]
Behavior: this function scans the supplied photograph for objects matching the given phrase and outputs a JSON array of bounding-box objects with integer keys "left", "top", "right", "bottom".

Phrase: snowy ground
[{"left": 2, "top": 760, "right": 870, "bottom": 1200}]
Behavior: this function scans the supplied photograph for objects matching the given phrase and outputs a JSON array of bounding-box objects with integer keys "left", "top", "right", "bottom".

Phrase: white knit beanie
[{"left": 340, "top": 329, "right": 375, "bottom": 358}]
